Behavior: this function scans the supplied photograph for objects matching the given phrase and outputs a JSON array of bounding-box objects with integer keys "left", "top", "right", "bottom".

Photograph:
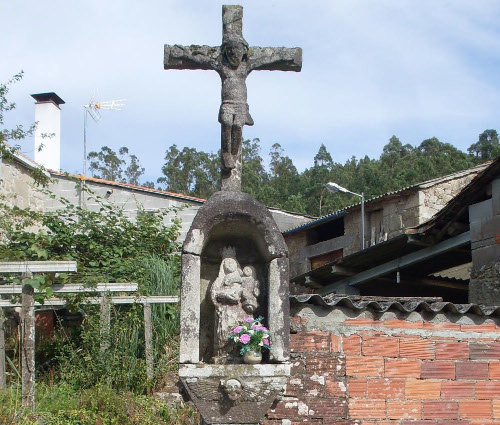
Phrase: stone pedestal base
[{"left": 179, "top": 364, "right": 289, "bottom": 425}]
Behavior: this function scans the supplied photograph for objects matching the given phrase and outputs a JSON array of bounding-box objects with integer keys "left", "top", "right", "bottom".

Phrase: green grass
[{"left": 0, "top": 383, "right": 198, "bottom": 425}]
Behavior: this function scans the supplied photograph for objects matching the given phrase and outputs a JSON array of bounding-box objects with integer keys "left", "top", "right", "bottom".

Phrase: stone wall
[
  {"left": 264, "top": 303, "right": 500, "bottom": 424},
  {"left": 342, "top": 170, "right": 482, "bottom": 256},
  {"left": 0, "top": 157, "right": 45, "bottom": 212},
  {"left": 45, "top": 175, "right": 202, "bottom": 241}
]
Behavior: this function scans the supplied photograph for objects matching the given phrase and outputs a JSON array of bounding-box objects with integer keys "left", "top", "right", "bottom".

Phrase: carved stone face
[
  {"left": 223, "top": 258, "right": 238, "bottom": 274},
  {"left": 224, "top": 39, "right": 248, "bottom": 68},
  {"left": 221, "top": 378, "right": 243, "bottom": 402}
]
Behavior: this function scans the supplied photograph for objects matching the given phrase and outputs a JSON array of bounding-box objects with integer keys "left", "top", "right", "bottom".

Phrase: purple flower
[
  {"left": 240, "top": 334, "right": 251, "bottom": 344},
  {"left": 263, "top": 338, "right": 269, "bottom": 346},
  {"left": 233, "top": 326, "right": 243, "bottom": 334},
  {"left": 243, "top": 317, "right": 253, "bottom": 323}
]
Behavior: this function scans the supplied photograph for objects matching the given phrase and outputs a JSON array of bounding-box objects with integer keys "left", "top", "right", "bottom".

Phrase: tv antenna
[{"left": 83, "top": 91, "right": 126, "bottom": 177}]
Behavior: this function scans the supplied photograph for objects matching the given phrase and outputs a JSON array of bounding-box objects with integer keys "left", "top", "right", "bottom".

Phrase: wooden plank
[
  {"left": 144, "top": 302, "right": 153, "bottom": 381},
  {"left": 0, "top": 282, "right": 138, "bottom": 295},
  {"left": 0, "top": 261, "right": 77, "bottom": 273},
  {"left": 0, "top": 308, "right": 5, "bottom": 389},
  {"left": 0, "top": 295, "right": 179, "bottom": 308},
  {"left": 319, "top": 231, "right": 471, "bottom": 296},
  {"left": 21, "top": 275, "right": 35, "bottom": 411}
]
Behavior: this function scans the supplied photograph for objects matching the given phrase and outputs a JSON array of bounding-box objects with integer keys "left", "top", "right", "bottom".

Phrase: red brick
[
  {"left": 306, "top": 353, "right": 345, "bottom": 375},
  {"left": 306, "top": 397, "right": 347, "bottom": 418},
  {"left": 367, "top": 378, "right": 405, "bottom": 399},
  {"left": 400, "top": 421, "right": 435, "bottom": 425},
  {"left": 460, "top": 400, "right": 492, "bottom": 419},
  {"left": 325, "top": 377, "right": 347, "bottom": 397},
  {"left": 343, "top": 334, "right": 361, "bottom": 355},
  {"left": 471, "top": 421, "right": 500, "bottom": 425},
  {"left": 362, "top": 335, "right": 399, "bottom": 357},
  {"left": 348, "top": 378, "right": 367, "bottom": 397},
  {"left": 490, "top": 362, "right": 500, "bottom": 379},
  {"left": 423, "top": 322, "right": 461, "bottom": 331},
  {"left": 387, "top": 400, "right": 421, "bottom": 420},
  {"left": 461, "top": 322, "right": 496, "bottom": 333},
  {"left": 346, "top": 356, "right": 384, "bottom": 377},
  {"left": 441, "top": 381, "right": 475, "bottom": 399},
  {"left": 494, "top": 399, "right": 500, "bottom": 418},
  {"left": 456, "top": 361, "right": 489, "bottom": 380},
  {"left": 331, "top": 334, "right": 341, "bottom": 352},
  {"left": 476, "top": 381, "right": 500, "bottom": 400},
  {"left": 435, "top": 342, "right": 469, "bottom": 360},
  {"left": 345, "top": 318, "right": 377, "bottom": 326},
  {"left": 383, "top": 318, "right": 423, "bottom": 329},
  {"left": 385, "top": 358, "right": 420, "bottom": 378},
  {"left": 400, "top": 339, "right": 435, "bottom": 359},
  {"left": 423, "top": 401, "right": 458, "bottom": 419},
  {"left": 421, "top": 361, "right": 455, "bottom": 379},
  {"left": 348, "top": 399, "right": 386, "bottom": 419},
  {"left": 470, "top": 342, "right": 500, "bottom": 360},
  {"left": 290, "top": 332, "right": 330, "bottom": 353},
  {"left": 405, "top": 380, "right": 441, "bottom": 399}
]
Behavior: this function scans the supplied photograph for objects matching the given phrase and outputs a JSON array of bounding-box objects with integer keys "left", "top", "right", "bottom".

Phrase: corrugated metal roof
[
  {"left": 291, "top": 294, "right": 500, "bottom": 317},
  {"left": 283, "top": 162, "right": 490, "bottom": 235}
]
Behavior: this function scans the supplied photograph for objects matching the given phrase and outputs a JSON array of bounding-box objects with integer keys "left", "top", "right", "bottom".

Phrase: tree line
[{"left": 87, "top": 129, "right": 499, "bottom": 217}]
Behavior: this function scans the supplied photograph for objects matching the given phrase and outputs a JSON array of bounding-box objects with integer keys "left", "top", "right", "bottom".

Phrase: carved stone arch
[{"left": 179, "top": 191, "right": 290, "bottom": 364}]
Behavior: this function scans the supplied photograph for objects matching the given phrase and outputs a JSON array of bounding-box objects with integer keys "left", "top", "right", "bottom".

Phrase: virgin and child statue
[{"left": 210, "top": 246, "right": 261, "bottom": 362}]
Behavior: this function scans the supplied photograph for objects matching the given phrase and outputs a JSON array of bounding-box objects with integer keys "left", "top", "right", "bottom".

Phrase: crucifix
[{"left": 164, "top": 5, "right": 302, "bottom": 191}]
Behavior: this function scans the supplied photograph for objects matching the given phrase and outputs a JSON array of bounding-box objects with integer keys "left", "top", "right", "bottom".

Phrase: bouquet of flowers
[{"left": 229, "top": 316, "right": 270, "bottom": 355}]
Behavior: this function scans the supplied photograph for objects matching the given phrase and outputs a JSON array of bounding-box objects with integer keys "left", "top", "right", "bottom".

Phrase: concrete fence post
[
  {"left": 144, "top": 302, "right": 153, "bottom": 380},
  {"left": 21, "top": 273, "right": 35, "bottom": 411},
  {"left": 100, "top": 295, "right": 111, "bottom": 352},
  {"left": 0, "top": 308, "right": 6, "bottom": 389}
]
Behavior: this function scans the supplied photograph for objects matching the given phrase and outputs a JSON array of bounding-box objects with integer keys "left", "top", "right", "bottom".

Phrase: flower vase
[{"left": 243, "top": 349, "right": 262, "bottom": 364}]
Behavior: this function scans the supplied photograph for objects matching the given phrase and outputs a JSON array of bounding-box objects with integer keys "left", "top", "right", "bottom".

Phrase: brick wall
[{"left": 265, "top": 305, "right": 500, "bottom": 424}]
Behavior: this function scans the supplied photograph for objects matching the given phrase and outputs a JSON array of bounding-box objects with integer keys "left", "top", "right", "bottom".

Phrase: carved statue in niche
[{"left": 210, "top": 246, "right": 260, "bottom": 362}]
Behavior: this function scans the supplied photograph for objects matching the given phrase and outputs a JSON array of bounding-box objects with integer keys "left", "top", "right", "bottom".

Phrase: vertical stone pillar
[
  {"left": 144, "top": 302, "right": 154, "bottom": 380},
  {"left": 100, "top": 295, "right": 111, "bottom": 352},
  {"left": 0, "top": 308, "right": 6, "bottom": 389},
  {"left": 21, "top": 274, "right": 35, "bottom": 411},
  {"left": 180, "top": 254, "right": 201, "bottom": 363},
  {"left": 268, "top": 256, "right": 290, "bottom": 362}
]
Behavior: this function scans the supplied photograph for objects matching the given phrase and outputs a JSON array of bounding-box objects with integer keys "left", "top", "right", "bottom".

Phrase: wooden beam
[
  {"left": 0, "top": 282, "right": 138, "bottom": 295},
  {"left": 319, "top": 231, "right": 470, "bottom": 296},
  {"left": 0, "top": 295, "right": 179, "bottom": 308},
  {"left": 0, "top": 261, "right": 77, "bottom": 273}
]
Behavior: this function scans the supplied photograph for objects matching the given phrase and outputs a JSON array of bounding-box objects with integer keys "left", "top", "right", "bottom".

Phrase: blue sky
[{"left": 2, "top": 1, "right": 500, "bottom": 184}]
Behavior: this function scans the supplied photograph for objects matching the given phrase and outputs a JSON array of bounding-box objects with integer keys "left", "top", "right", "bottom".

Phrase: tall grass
[{"left": 141, "top": 255, "right": 181, "bottom": 381}]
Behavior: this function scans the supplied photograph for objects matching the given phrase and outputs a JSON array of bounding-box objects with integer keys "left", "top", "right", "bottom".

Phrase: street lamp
[{"left": 326, "top": 182, "right": 365, "bottom": 250}]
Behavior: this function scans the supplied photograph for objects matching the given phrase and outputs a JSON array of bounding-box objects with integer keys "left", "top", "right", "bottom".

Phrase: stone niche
[{"left": 179, "top": 190, "right": 290, "bottom": 425}]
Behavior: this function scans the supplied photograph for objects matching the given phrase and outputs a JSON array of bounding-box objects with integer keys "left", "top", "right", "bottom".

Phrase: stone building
[
  {"left": 0, "top": 148, "right": 49, "bottom": 212},
  {"left": 46, "top": 171, "right": 313, "bottom": 241},
  {"left": 285, "top": 163, "right": 489, "bottom": 279}
]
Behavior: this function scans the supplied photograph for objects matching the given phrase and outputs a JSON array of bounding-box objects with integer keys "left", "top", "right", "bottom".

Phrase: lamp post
[{"left": 326, "top": 182, "right": 365, "bottom": 250}]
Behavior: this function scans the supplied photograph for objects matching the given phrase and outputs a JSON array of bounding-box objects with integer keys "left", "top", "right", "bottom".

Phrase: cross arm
[
  {"left": 248, "top": 47, "right": 302, "bottom": 72},
  {"left": 164, "top": 44, "right": 220, "bottom": 71}
]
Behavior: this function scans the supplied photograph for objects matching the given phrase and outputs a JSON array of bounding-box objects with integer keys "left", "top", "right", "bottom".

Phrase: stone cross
[{"left": 164, "top": 5, "right": 302, "bottom": 191}]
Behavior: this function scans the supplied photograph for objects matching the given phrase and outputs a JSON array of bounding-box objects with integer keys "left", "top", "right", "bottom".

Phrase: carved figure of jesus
[{"left": 164, "top": 5, "right": 302, "bottom": 191}]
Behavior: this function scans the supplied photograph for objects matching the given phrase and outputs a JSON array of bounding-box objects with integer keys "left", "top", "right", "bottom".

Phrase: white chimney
[{"left": 31, "top": 92, "right": 65, "bottom": 171}]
